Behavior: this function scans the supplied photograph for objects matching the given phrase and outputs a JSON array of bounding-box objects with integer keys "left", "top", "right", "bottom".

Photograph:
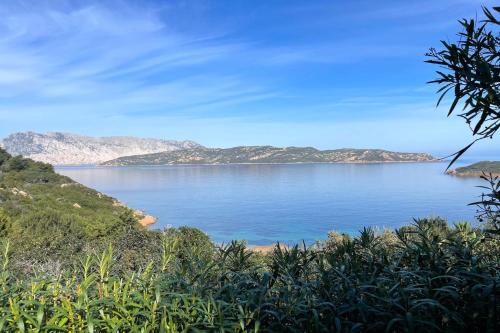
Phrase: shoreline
[
  {"left": 56, "top": 159, "right": 440, "bottom": 168},
  {"left": 447, "top": 170, "right": 500, "bottom": 178}
]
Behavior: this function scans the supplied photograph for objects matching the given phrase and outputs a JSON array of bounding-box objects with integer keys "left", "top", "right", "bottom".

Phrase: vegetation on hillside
[
  {"left": 449, "top": 161, "right": 500, "bottom": 176},
  {"left": 0, "top": 148, "right": 160, "bottom": 273},
  {"left": 101, "top": 146, "right": 434, "bottom": 166}
]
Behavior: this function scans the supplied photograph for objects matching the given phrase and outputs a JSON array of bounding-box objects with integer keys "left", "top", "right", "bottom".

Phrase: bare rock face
[
  {"left": 0, "top": 132, "right": 203, "bottom": 165},
  {"left": 138, "top": 215, "right": 157, "bottom": 227},
  {"left": 132, "top": 209, "right": 157, "bottom": 227}
]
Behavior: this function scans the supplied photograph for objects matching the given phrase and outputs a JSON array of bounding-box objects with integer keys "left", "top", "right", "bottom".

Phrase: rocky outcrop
[
  {"left": 112, "top": 199, "right": 157, "bottom": 228},
  {"left": 10, "top": 188, "right": 32, "bottom": 199},
  {"left": 1, "top": 132, "right": 203, "bottom": 165},
  {"left": 138, "top": 215, "right": 157, "bottom": 227},
  {"left": 132, "top": 209, "right": 157, "bottom": 227}
]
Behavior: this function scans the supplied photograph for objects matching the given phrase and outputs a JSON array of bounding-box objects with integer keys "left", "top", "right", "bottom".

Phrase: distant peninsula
[
  {"left": 448, "top": 161, "right": 500, "bottom": 177},
  {"left": 101, "top": 146, "right": 435, "bottom": 166}
]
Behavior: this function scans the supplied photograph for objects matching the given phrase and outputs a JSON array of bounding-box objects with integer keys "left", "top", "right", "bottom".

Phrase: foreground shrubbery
[{"left": 0, "top": 219, "right": 498, "bottom": 332}]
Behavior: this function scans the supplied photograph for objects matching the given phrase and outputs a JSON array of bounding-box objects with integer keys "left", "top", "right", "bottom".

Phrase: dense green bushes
[
  {"left": 0, "top": 148, "right": 158, "bottom": 274},
  {"left": 0, "top": 219, "right": 498, "bottom": 332}
]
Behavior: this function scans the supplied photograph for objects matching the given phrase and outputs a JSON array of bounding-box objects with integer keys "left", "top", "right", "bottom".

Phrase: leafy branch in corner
[
  {"left": 426, "top": 6, "right": 500, "bottom": 169},
  {"left": 427, "top": 6, "right": 500, "bottom": 232}
]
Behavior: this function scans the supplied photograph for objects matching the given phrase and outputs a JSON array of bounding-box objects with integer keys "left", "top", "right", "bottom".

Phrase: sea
[{"left": 56, "top": 160, "right": 489, "bottom": 245}]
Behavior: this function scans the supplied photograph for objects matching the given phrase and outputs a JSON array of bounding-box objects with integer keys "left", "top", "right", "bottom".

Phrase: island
[
  {"left": 101, "top": 146, "right": 435, "bottom": 165},
  {"left": 447, "top": 161, "right": 500, "bottom": 177}
]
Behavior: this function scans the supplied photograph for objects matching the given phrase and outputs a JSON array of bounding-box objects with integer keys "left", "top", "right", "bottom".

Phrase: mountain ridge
[
  {"left": 1, "top": 132, "right": 203, "bottom": 165},
  {"left": 1, "top": 132, "right": 436, "bottom": 166},
  {"left": 101, "top": 146, "right": 436, "bottom": 165}
]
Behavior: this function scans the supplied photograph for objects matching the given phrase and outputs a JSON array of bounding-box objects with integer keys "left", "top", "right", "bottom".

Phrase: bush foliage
[{"left": 0, "top": 219, "right": 498, "bottom": 332}]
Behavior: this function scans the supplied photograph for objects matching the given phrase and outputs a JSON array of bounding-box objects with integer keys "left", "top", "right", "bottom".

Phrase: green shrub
[
  {"left": 0, "top": 148, "right": 10, "bottom": 166},
  {"left": 0, "top": 221, "right": 497, "bottom": 332},
  {"left": 2, "top": 156, "right": 28, "bottom": 172},
  {"left": 0, "top": 209, "right": 10, "bottom": 236}
]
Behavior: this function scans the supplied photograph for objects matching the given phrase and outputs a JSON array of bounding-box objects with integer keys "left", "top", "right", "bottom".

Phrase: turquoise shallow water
[{"left": 56, "top": 162, "right": 483, "bottom": 245}]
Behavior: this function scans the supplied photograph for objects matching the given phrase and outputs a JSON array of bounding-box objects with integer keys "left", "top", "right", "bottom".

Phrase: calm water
[{"left": 56, "top": 162, "right": 484, "bottom": 245}]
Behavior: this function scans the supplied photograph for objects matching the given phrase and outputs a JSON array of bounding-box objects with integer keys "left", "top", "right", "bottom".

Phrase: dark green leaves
[{"left": 426, "top": 7, "right": 500, "bottom": 167}]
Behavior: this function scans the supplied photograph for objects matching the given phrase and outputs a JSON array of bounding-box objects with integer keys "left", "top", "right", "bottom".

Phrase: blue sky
[{"left": 0, "top": 0, "right": 498, "bottom": 156}]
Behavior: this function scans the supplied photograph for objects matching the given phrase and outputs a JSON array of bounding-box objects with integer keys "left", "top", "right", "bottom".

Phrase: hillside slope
[
  {"left": 0, "top": 148, "right": 159, "bottom": 272},
  {"left": 102, "top": 146, "right": 435, "bottom": 165},
  {"left": 448, "top": 161, "right": 500, "bottom": 177},
  {"left": 1, "top": 132, "right": 202, "bottom": 165}
]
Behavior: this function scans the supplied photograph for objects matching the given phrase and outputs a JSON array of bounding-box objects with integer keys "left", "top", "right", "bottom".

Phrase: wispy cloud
[
  {"left": 0, "top": 0, "right": 494, "bottom": 153},
  {"left": 0, "top": 0, "right": 443, "bottom": 103},
  {"left": 0, "top": 0, "right": 385, "bottom": 122},
  {"left": 0, "top": 2, "right": 266, "bottom": 105}
]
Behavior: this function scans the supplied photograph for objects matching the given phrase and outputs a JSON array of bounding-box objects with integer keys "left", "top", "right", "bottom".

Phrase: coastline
[
  {"left": 95, "top": 159, "right": 440, "bottom": 167},
  {"left": 447, "top": 170, "right": 500, "bottom": 178}
]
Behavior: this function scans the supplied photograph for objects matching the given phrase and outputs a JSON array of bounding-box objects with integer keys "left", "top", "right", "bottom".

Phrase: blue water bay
[{"left": 57, "top": 162, "right": 482, "bottom": 245}]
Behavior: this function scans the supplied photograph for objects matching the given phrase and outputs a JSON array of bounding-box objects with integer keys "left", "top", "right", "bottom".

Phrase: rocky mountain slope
[
  {"left": 102, "top": 146, "right": 435, "bottom": 165},
  {"left": 0, "top": 132, "right": 202, "bottom": 165},
  {"left": 447, "top": 161, "right": 500, "bottom": 177}
]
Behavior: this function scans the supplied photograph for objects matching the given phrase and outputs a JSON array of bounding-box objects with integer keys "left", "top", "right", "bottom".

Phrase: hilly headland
[
  {"left": 101, "top": 146, "right": 435, "bottom": 166},
  {"left": 448, "top": 161, "right": 500, "bottom": 177}
]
